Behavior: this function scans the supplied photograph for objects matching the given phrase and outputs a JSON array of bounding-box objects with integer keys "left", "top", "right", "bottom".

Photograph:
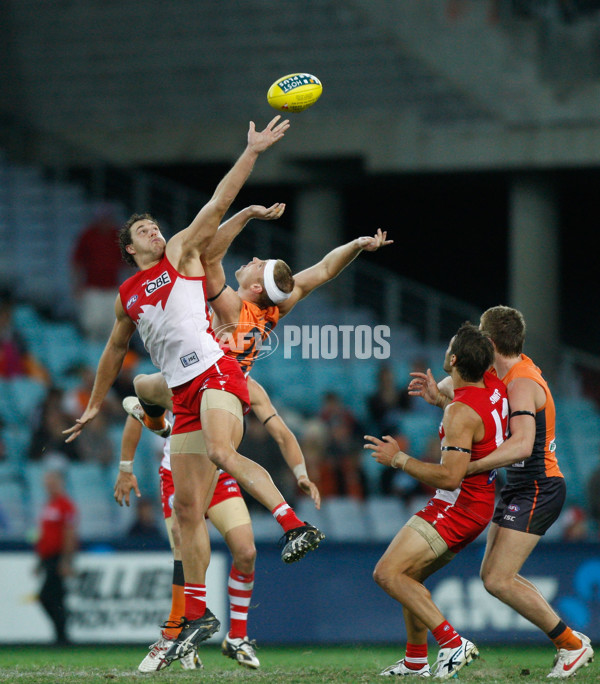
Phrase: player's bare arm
[
  {"left": 114, "top": 415, "right": 143, "bottom": 507},
  {"left": 364, "top": 402, "right": 479, "bottom": 491},
  {"left": 467, "top": 376, "right": 541, "bottom": 475},
  {"left": 204, "top": 203, "right": 286, "bottom": 329},
  {"left": 248, "top": 376, "right": 321, "bottom": 509},
  {"left": 408, "top": 369, "right": 454, "bottom": 409},
  {"left": 167, "top": 117, "right": 290, "bottom": 276},
  {"left": 278, "top": 229, "right": 393, "bottom": 316},
  {"left": 63, "top": 295, "right": 136, "bottom": 442}
]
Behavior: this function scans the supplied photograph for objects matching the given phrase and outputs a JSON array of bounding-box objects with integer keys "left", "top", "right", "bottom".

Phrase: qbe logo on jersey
[{"left": 145, "top": 271, "right": 171, "bottom": 296}]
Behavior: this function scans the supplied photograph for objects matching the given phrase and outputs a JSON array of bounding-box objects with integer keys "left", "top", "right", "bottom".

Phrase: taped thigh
[
  {"left": 170, "top": 430, "right": 207, "bottom": 455},
  {"left": 406, "top": 514, "right": 451, "bottom": 559},
  {"left": 208, "top": 497, "right": 251, "bottom": 537},
  {"left": 200, "top": 388, "right": 243, "bottom": 422}
]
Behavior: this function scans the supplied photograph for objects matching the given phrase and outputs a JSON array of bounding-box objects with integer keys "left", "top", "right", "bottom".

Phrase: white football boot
[
  {"left": 547, "top": 631, "right": 594, "bottom": 679},
  {"left": 222, "top": 633, "right": 260, "bottom": 669},
  {"left": 380, "top": 658, "right": 431, "bottom": 677},
  {"left": 432, "top": 637, "right": 479, "bottom": 679}
]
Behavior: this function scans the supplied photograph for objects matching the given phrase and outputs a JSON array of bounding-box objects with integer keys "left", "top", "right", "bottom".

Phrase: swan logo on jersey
[
  {"left": 126, "top": 295, "right": 138, "bottom": 309},
  {"left": 145, "top": 271, "right": 171, "bottom": 295}
]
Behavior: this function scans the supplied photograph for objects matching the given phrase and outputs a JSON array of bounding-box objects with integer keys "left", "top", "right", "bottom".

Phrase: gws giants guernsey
[
  {"left": 119, "top": 255, "right": 223, "bottom": 388},
  {"left": 437, "top": 371, "right": 509, "bottom": 523}
]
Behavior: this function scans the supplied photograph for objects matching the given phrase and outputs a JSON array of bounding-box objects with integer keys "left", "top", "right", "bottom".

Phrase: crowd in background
[{"left": 0, "top": 205, "right": 599, "bottom": 544}]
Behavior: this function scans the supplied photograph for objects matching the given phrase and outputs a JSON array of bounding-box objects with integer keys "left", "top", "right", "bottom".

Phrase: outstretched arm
[
  {"left": 63, "top": 296, "right": 136, "bottom": 442},
  {"left": 365, "top": 402, "right": 476, "bottom": 491},
  {"left": 114, "top": 415, "right": 143, "bottom": 507},
  {"left": 278, "top": 229, "right": 393, "bottom": 316},
  {"left": 203, "top": 203, "right": 286, "bottom": 328},
  {"left": 168, "top": 117, "right": 290, "bottom": 261},
  {"left": 248, "top": 377, "right": 321, "bottom": 509}
]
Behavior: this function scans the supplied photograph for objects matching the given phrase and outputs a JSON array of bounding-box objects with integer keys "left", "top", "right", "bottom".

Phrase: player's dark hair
[
  {"left": 450, "top": 322, "right": 494, "bottom": 383},
  {"left": 119, "top": 213, "right": 159, "bottom": 267},
  {"left": 258, "top": 259, "right": 294, "bottom": 308},
  {"left": 479, "top": 305, "right": 526, "bottom": 357}
]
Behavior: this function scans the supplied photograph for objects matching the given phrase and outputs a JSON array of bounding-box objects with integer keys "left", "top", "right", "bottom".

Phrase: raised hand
[
  {"left": 408, "top": 368, "right": 441, "bottom": 406},
  {"left": 356, "top": 228, "right": 393, "bottom": 252},
  {"left": 249, "top": 202, "right": 286, "bottom": 221},
  {"left": 248, "top": 115, "right": 290, "bottom": 154}
]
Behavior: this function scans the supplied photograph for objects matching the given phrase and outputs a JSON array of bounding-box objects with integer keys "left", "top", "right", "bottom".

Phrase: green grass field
[{"left": 0, "top": 644, "right": 595, "bottom": 683}]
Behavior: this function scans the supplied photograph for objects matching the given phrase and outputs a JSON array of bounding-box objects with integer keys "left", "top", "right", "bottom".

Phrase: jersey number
[{"left": 492, "top": 398, "right": 509, "bottom": 447}]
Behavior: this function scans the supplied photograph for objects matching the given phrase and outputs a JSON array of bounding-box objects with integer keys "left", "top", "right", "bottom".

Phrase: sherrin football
[{"left": 267, "top": 73, "right": 323, "bottom": 113}]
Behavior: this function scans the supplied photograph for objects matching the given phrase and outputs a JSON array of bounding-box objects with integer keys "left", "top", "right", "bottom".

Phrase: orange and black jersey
[
  {"left": 211, "top": 300, "right": 279, "bottom": 376},
  {"left": 495, "top": 354, "right": 563, "bottom": 484}
]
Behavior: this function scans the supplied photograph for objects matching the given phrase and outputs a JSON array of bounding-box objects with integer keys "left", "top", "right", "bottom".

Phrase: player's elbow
[{"left": 439, "top": 474, "right": 462, "bottom": 491}]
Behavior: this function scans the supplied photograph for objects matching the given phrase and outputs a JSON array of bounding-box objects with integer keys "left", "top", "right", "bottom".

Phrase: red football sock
[
  {"left": 405, "top": 642, "right": 428, "bottom": 670},
  {"left": 432, "top": 620, "right": 462, "bottom": 649},
  {"left": 228, "top": 565, "right": 255, "bottom": 639},
  {"left": 183, "top": 583, "right": 206, "bottom": 621},
  {"left": 271, "top": 502, "right": 304, "bottom": 533}
]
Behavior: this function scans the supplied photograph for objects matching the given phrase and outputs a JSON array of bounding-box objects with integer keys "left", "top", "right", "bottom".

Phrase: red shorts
[
  {"left": 415, "top": 496, "right": 493, "bottom": 553},
  {"left": 159, "top": 467, "right": 242, "bottom": 519},
  {"left": 171, "top": 355, "right": 250, "bottom": 434}
]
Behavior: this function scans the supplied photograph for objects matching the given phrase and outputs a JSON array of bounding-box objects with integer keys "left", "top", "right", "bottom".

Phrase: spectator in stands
[
  {"left": 240, "top": 411, "right": 297, "bottom": 512},
  {"left": 29, "top": 388, "right": 82, "bottom": 463},
  {"left": 319, "top": 392, "right": 368, "bottom": 499},
  {"left": 127, "top": 496, "right": 162, "bottom": 540},
  {"left": 76, "top": 412, "right": 115, "bottom": 467},
  {"left": 62, "top": 363, "right": 121, "bottom": 425},
  {"left": 560, "top": 505, "right": 589, "bottom": 541},
  {"left": 367, "top": 364, "right": 410, "bottom": 434},
  {"left": 0, "top": 293, "right": 50, "bottom": 385},
  {"left": 587, "top": 459, "right": 600, "bottom": 537},
  {"left": 71, "top": 203, "right": 130, "bottom": 341},
  {"left": 299, "top": 418, "right": 329, "bottom": 494},
  {"left": 34, "top": 469, "right": 78, "bottom": 645}
]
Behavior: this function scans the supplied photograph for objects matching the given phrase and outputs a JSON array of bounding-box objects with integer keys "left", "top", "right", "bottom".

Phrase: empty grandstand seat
[
  {"left": 321, "top": 497, "right": 369, "bottom": 541},
  {"left": 400, "top": 413, "right": 440, "bottom": 458},
  {"left": 7, "top": 377, "right": 47, "bottom": 423},
  {"left": 364, "top": 496, "right": 410, "bottom": 542},
  {"left": 0, "top": 478, "right": 29, "bottom": 540},
  {"left": 293, "top": 497, "right": 331, "bottom": 536}
]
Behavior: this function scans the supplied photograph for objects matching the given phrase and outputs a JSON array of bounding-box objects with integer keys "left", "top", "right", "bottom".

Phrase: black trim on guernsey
[{"left": 441, "top": 446, "right": 472, "bottom": 454}]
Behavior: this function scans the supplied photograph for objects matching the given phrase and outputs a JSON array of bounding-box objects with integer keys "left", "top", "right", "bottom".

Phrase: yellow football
[{"left": 267, "top": 73, "right": 323, "bottom": 113}]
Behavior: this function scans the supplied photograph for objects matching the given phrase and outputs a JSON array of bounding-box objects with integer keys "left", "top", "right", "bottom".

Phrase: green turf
[{"left": 0, "top": 644, "right": 595, "bottom": 683}]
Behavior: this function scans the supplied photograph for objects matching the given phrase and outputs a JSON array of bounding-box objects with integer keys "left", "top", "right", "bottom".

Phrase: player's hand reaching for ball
[
  {"left": 248, "top": 115, "right": 290, "bottom": 154},
  {"left": 356, "top": 229, "right": 393, "bottom": 252},
  {"left": 249, "top": 202, "right": 286, "bottom": 221}
]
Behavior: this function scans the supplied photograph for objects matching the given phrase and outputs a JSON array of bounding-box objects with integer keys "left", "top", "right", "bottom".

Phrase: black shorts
[{"left": 492, "top": 476, "right": 566, "bottom": 535}]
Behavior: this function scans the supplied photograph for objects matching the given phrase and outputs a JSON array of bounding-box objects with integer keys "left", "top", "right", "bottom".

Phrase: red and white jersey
[
  {"left": 119, "top": 255, "right": 223, "bottom": 388},
  {"left": 436, "top": 371, "right": 509, "bottom": 522}
]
